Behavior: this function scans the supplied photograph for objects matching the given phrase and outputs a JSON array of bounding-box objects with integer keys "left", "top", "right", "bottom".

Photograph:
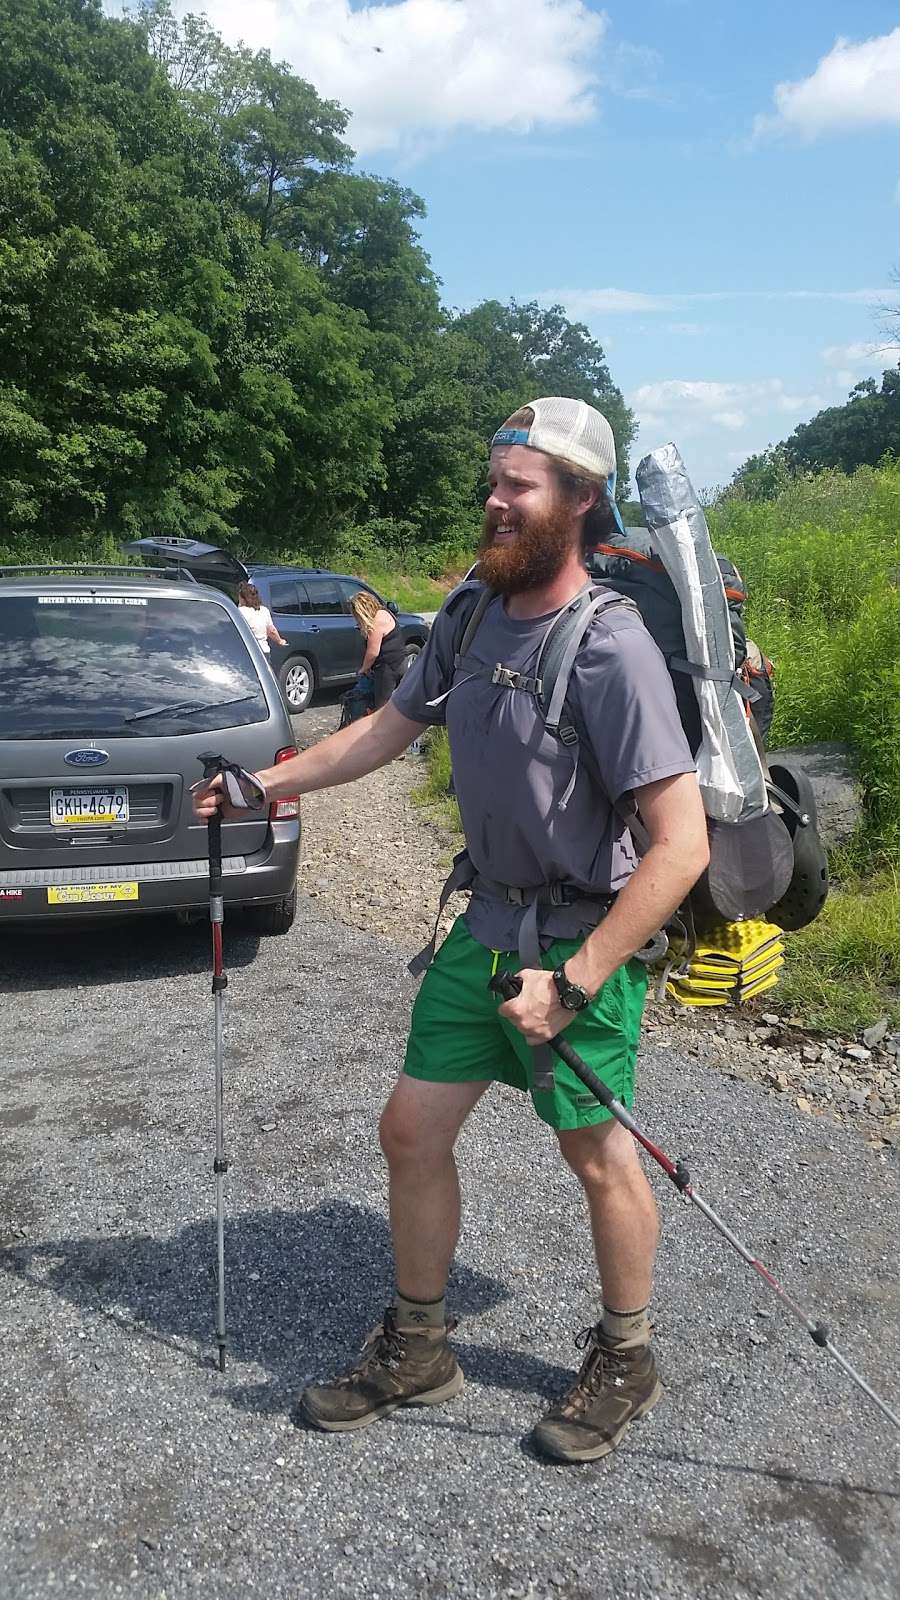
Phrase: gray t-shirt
[{"left": 393, "top": 584, "right": 696, "bottom": 951}]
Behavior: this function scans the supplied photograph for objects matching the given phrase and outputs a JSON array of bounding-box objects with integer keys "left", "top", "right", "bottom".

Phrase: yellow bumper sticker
[{"left": 47, "top": 883, "right": 139, "bottom": 905}]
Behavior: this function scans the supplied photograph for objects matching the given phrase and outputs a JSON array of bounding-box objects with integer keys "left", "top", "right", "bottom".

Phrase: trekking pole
[
  {"left": 198, "top": 752, "right": 230, "bottom": 1373},
  {"left": 489, "top": 971, "right": 900, "bottom": 1435}
]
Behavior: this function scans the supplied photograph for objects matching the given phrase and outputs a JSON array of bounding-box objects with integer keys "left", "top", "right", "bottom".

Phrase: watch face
[{"left": 553, "top": 965, "right": 588, "bottom": 1010}]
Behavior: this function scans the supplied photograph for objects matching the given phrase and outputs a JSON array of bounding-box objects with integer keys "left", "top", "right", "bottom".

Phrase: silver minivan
[{"left": 0, "top": 567, "right": 301, "bottom": 932}]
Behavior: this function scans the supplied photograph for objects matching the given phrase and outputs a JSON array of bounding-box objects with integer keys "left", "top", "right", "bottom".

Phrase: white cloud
[
  {"left": 822, "top": 339, "right": 900, "bottom": 391},
  {"left": 753, "top": 28, "right": 900, "bottom": 140},
  {"left": 546, "top": 288, "right": 671, "bottom": 315},
  {"left": 630, "top": 378, "right": 823, "bottom": 440},
  {"left": 176, "top": 0, "right": 607, "bottom": 153},
  {"left": 543, "top": 285, "right": 890, "bottom": 319}
]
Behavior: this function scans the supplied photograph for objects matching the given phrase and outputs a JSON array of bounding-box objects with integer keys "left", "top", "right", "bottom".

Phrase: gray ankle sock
[
  {"left": 394, "top": 1291, "right": 446, "bottom": 1332},
  {"left": 601, "top": 1305, "right": 651, "bottom": 1348}
]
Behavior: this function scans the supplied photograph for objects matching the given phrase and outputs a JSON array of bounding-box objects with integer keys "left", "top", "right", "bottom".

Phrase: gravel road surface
[{"left": 1, "top": 699, "right": 898, "bottom": 1600}]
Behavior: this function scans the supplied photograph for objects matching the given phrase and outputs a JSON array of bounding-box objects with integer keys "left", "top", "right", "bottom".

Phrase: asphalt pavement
[{"left": 0, "top": 708, "right": 898, "bottom": 1599}]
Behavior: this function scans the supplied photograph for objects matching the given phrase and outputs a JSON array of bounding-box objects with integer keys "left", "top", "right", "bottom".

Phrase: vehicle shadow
[
  {"left": 0, "top": 915, "right": 261, "bottom": 993},
  {"left": 0, "top": 1201, "right": 576, "bottom": 1413}
]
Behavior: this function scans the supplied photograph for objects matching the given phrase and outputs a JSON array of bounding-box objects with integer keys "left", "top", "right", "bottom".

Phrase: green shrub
[{"left": 709, "top": 459, "right": 900, "bottom": 848}]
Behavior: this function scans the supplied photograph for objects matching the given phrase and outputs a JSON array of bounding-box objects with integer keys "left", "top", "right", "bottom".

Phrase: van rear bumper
[{"left": 0, "top": 822, "right": 299, "bottom": 921}]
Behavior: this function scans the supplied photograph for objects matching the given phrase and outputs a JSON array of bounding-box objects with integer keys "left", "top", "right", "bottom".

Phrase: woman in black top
[{"left": 350, "top": 592, "right": 407, "bottom": 709}]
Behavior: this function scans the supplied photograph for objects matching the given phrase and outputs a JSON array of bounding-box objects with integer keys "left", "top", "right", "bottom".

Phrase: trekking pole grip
[
  {"left": 487, "top": 971, "right": 617, "bottom": 1113},
  {"left": 198, "top": 752, "right": 225, "bottom": 890}
]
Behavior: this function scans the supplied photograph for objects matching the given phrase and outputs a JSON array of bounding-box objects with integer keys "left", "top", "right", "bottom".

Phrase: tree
[
  {"left": 0, "top": 0, "right": 390, "bottom": 551},
  {"left": 449, "top": 299, "right": 637, "bottom": 495},
  {"left": 783, "top": 369, "right": 900, "bottom": 476}
]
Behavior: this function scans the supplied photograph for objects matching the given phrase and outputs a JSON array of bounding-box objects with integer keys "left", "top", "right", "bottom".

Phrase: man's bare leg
[
  {"left": 299, "top": 1075, "right": 487, "bottom": 1431},
  {"left": 530, "top": 1116, "right": 662, "bottom": 1462},
  {"left": 379, "top": 1075, "right": 490, "bottom": 1301},
  {"left": 558, "top": 1118, "right": 659, "bottom": 1314}
]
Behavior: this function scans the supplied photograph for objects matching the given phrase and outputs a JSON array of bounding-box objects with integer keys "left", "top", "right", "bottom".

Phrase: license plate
[
  {"left": 47, "top": 883, "right": 139, "bottom": 905},
  {"left": 49, "top": 787, "right": 129, "bottom": 827}
]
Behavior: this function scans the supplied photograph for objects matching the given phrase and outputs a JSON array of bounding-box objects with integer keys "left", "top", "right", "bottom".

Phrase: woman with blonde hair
[{"left": 350, "top": 590, "right": 407, "bottom": 709}]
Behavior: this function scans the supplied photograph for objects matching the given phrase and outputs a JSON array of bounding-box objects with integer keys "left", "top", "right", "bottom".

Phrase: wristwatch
[{"left": 551, "top": 963, "right": 591, "bottom": 1012}]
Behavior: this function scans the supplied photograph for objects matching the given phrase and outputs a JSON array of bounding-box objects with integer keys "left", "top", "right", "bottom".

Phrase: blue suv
[
  {"left": 249, "top": 566, "right": 429, "bottom": 714},
  {"left": 126, "top": 542, "right": 431, "bottom": 714}
]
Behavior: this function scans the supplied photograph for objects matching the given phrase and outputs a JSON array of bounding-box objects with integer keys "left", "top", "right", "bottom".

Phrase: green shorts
[{"left": 404, "top": 916, "right": 648, "bottom": 1131}]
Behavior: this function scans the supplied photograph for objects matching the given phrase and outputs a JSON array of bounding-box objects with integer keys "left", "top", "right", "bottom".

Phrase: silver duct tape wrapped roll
[{"left": 636, "top": 443, "right": 768, "bottom": 823}]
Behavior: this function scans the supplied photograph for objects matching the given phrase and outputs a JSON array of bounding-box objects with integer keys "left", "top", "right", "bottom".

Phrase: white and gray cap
[{"left": 491, "top": 396, "right": 617, "bottom": 481}]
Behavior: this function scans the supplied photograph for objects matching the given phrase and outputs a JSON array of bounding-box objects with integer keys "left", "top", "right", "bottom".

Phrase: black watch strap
[{"left": 551, "top": 963, "right": 590, "bottom": 1012}]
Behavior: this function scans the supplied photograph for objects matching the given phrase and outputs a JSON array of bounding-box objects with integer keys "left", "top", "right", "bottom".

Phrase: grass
[
  {"left": 775, "top": 868, "right": 900, "bottom": 1035},
  {"left": 411, "top": 727, "right": 462, "bottom": 836},
  {"left": 359, "top": 570, "right": 450, "bottom": 612}
]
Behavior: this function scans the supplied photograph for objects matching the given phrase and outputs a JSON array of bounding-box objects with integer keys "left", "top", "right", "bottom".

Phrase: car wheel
[
  {"left": 403, "top": 642, "right": 422, "bottom": 675},
  {"left": 249, "top": 889, "right": 296, "bottom": 935},
  {"left": 279, "top": 654, "right": 314, "bottom": 713}
]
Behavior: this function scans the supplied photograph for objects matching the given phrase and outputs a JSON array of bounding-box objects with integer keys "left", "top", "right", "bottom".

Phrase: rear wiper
[{"left": 124, "top": 695, "right": 257, "bottom": 725}]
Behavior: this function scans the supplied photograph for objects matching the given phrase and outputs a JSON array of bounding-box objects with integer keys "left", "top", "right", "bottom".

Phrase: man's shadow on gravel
[
  {"left": 0, "top": 1201, "right": 573, "bottom": 1410},
  {"left": 0, "top": 917, "right": 260, "bottom": 993}
]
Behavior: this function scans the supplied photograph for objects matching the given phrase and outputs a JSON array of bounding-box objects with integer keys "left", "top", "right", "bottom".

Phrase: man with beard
[{"left": 193, "top": 397, "right": 708, "bottom": 1462}]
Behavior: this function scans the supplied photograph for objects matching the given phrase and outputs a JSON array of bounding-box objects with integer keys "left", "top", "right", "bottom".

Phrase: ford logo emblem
[{"left": 64, "top": 748, "right": 110, "bottom": 767}]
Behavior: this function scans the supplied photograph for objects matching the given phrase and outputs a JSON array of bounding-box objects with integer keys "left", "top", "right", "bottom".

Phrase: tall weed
[{"left": 709, "top": 460, "right": 900, "bottom": 848}]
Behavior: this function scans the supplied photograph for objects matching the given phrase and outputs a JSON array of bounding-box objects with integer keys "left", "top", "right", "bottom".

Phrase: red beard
[{"left": 477, "top": 501, "right": 578, "bottom": 596}]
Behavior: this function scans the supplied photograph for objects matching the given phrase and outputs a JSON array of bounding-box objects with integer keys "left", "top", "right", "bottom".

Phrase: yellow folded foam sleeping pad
[
  {"left": 664, "top": 919, "right": 786, "bottom": 1007},
  {"left": 668, "top": 964, "right": 784, "bottom": 1004},
  {"left": 672, "top": 951, "right": 785, "bottom": 992},
  {"left": 667, "top": 966, "right": 782, "bottom": 1007},
  {"left": 669, "top": 919, "right": 785, "bottom": 964}
]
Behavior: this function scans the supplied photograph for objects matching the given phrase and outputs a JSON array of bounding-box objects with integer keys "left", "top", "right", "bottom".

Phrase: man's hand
[
  {"left": 191, "top": 774, "right": 267, "bottom": 823},
  {"left": 496, "top": 966, "right": 576, "bottom": 1045}
]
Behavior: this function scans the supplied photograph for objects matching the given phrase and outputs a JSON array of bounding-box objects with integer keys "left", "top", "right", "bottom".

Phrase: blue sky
[{"left": 158, "top": 1, "right": 900, "bottom": 492}]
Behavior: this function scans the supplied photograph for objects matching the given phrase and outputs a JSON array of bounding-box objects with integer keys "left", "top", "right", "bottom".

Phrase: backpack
[
  {"left": 587, "top": 530, "right": 768, "bottom": 752},
  {"left": 337, "top": 672, "right": 375, "bottom": 729},
  {"left": 440, "top": 574, "right": 808, "bottom": 945}
]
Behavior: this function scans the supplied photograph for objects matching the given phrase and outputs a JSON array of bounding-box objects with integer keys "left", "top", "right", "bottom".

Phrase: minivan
[{"left": 0, "top": 567, "right": 301, "bottom": 932}]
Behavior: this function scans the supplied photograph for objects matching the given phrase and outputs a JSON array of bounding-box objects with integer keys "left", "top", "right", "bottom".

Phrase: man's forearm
[
  {"left": 256, "top": 703, "right": 427, "bottom": 800},
  {"left": 565, "top": 842, "right": 706, "bottom": 998}
]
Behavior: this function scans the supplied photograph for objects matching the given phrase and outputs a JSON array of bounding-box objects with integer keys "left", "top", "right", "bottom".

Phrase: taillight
[{"left": 270, "top": 746, "right": 299, "bottom": 820}]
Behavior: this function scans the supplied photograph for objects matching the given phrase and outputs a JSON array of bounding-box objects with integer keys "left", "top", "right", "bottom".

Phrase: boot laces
[
  {"left": 338, "top": 1308, "right": 408, "bottom": 1385},
  {"left": 563, "top": 1324, "right": 631, "bottom": 1412}
]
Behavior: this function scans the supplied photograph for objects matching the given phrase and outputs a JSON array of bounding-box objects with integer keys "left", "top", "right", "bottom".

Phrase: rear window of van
[{"left": 0, "top": 593, "right": 270, "bottom": 740}]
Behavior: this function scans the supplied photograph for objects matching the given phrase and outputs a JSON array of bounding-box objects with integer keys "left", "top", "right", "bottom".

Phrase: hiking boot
[
  {"left": 297, "top": 1308, "right": 464, "bottom": 1433},
  {"left": 530, "top": 1324, "right": 662, "bottom": 1463}
]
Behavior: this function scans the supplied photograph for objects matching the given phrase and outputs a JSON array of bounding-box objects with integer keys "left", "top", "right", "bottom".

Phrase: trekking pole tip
[{"left": 218, "top": 1344, "right": 226, "bottom": 1373}]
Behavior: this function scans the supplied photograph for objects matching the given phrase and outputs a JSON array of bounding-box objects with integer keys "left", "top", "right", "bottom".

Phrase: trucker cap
[{"left": 491, "top": 397, "right": 617, "bottom": 482}]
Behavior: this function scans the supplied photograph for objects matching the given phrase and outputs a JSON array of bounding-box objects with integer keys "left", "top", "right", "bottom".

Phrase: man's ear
[{"left": 576, "top": 482, "right": 603, "bottom": 518}]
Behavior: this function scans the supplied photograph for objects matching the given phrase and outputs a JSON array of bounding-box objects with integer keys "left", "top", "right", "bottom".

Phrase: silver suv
[{"left": 0, "top": 566, "right": 301, "bottom": 933}]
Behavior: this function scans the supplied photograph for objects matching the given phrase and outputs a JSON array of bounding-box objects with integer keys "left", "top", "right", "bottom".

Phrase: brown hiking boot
[
  {"left": 297, "top": 1308, "right": 464, "bottom": 1433},
  {"left": 531, "top": 1324, "right": 662, "bottom": 1463}
]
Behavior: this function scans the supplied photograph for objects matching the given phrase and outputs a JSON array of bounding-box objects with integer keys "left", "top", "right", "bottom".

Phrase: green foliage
[
  {"left": 729, "top": 368, "right": 900, "bottom": 490},
  {"left": 0, "top": 0, "right": 637, "bottom": 576},
  {"left": 776, "top": 870, "right": 900, "bottom": 1034},
  {"left": 709, "top": 460, "right": 900, "bottom": 843}
]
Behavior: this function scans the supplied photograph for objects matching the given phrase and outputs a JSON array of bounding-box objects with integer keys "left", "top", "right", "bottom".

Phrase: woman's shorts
[{"left": 403, "top": 915, "right": 648, "bottom": 1131}]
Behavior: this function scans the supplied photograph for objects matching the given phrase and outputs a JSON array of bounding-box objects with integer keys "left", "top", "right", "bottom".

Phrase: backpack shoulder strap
[
  {"left": 535, "top": 585, "right": 638, "bottom": 737},
  {"left": 454, "top": 582, "right": 494, "bottom": 662}
]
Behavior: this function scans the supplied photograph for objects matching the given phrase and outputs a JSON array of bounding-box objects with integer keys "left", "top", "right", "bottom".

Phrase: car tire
[
  {"left": 249, "top": 889, "right": 296, "bottom": 935},
  {"left": 403, "top": 641, "right": 422, "bottom": 675},
  {"left": 279, "top": 654, "right": 314, "bottom": 713}
]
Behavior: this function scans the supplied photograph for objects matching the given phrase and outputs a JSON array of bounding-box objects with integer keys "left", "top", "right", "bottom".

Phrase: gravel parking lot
[{"left": 1, "top": 700, "right": 898, "bottom": 1600}]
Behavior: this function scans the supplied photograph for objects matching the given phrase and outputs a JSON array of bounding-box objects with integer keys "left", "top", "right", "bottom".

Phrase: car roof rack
[{"left": 0, "top": 562, "right": 200, "bottom": 582}]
